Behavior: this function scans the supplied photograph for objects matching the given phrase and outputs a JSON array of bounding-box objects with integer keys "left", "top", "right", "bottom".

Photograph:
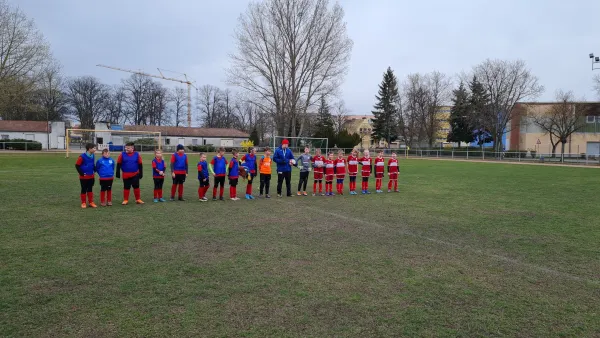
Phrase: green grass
[{"left": 1, "top": 153, "right": 599, "bottom": 337}]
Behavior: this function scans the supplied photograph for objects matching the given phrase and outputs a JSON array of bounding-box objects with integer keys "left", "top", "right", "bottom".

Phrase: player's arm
[
  {"left": 115, "top": 154, "right": 122, "bottom": 178},
  {"left": 197, "top": 163, "right": 204, "bottom": 180},
  {"left": 185, "top": 156, "right": 189, "bottom": 175},
  {"left": 152, "top": 160, "right": 158, "bottom": 174},
  {"left": 170, "top": 155, "right": 175, "bottom": 173},
  {"left": 138, "top": 156, "right": 143, "bottom": 179},
  {"left": 75, "top": 156, "right": 84, "bottom": 176}
]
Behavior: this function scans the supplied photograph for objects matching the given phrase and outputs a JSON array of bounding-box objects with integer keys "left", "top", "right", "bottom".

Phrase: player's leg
[
  {"left": 302, "top": 172, "right": 308, "bottom": 194},
  {"left": 154, "top": 178, "right": 160, "bottom": 202},
  {"left": 284, "top": 171, "right": 292, "bottom": 196},
  {"left": 100, "top": 180, "right": 107, "bottom": 206},
  {"left": 177, "top": 175, "right": 185, "bottom": 201},
  {"left": 297, "top": 172, "right": 303, "bottom": 195},
  {"left": 264, "top": 174, "right": 271, "bottom": 197},
  {"left": 170, "top": 176, "right": 177, "bottom": 200},
  {"left": 123, "top": 178, "right": 132, "bottom": 204},
  {"left": 106, "top": 179, "right": 113, "bottom": 205},
  {"left": 212, "top": 177, "right": 218, "bottom": 199},
  {"left": 276, "top": 172, "right": 284, "bottom": 196},
  {"left": 132, "top": 175, "right": 143, "bottom": 204},
  {"left": 79, "top": 179, "right": 87, "bottom": 207},
  {"left": 259, "top": 174, "right": 265, "bottom": 196},
  {"left": 218, "top": 177, "right": 225, "bottom": 200}
]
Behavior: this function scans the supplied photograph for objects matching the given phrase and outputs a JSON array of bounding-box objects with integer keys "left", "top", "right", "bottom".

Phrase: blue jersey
[
  {"left": 241, "top": 153, "right": 257, "bottom": 174},
  {"left": 211, "top": 156, "right": 227, "bottom": 176},
  {"left": 197, "top": 161, "right": 209, "bottom": 180},
  {"left": 95, "top": 157, "right": 115, "bottom": 179},
  {"left": 171, "top": 153, "right": 188, "bottom": 174},
  {"left": 228, "top": 157, "right": 239, "bottom": 178},
  {"left": 78, "top": 153, "right": 95, "bottom": 176},
  {"left": 120, "top": 151, "right": 140, "bottom": 173},
  {"left": 152, "top": 158, "right": 166, "bottom": 178}
]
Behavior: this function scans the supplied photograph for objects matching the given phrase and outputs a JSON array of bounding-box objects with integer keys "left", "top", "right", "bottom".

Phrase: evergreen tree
[
  {"left": 313, "top": 96, "right": 335, "bottom": 145},
  {"left": 249, "top": 127, "right": 260, "bottom": 145},
  {"left": 447, "top": 82, "right": 473, "bottom": 147},
  {"left": 371, "top": 67, "right": 399, "bottom": 146},
  {"left": 468, "top": 76, "right": 492, "bottom": 148}
]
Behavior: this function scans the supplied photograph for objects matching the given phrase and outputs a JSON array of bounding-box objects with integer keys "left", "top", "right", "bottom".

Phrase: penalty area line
[{"left": 291, "top": 202, "right": 599, "bottom": 286}]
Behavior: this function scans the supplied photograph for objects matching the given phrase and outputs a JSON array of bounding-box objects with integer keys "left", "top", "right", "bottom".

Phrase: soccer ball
[{"left": 290, "top": 159, "right": 296, "bottom": 165}]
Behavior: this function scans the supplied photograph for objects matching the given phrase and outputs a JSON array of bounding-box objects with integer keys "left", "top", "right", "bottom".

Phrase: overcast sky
[{"left": 17, "top": 0, "right": 600, "bottom": 116}]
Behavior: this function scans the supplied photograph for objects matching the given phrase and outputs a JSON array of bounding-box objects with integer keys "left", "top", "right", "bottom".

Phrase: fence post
[
  {"left": 466, "top": 149, "right": 469, "bottom": 160},
  {"left": 452, "top": 150, "right": 454, "bottom": 159}
]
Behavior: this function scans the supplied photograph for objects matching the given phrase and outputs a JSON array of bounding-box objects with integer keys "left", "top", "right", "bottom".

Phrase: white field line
[{"left": 294, "top": 203, "right": 599, "bottom": 286}]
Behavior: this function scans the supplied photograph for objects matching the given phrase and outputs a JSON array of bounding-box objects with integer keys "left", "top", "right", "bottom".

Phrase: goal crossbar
[
  {"left": 66, "top": 129, "right": 162, "bottom": 158},
  {"left": 272, "top": 136, "right": 328, "bottom": 155}
]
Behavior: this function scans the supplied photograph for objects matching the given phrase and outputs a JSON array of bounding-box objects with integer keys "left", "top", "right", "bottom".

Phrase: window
[
  {"left": 1, "top": 135, "right": 8, "bottom": 140},
  {"left": 192, "top": 139, "right": 198, "bottom": 145},
  {"left": 203, "top": 139, "right": 206, "bottom": 145},
  {"left": 96, "top": 137, "right": 103, "bottom": 144},
  {"left": 587, "top": 116, "right": 596, "bottom": 123},
  {"left": 165, "top": 138, "right": 171, "bottom": 145}
]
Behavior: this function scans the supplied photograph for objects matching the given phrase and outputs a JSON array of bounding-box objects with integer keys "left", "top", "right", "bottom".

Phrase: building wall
[
  {"left": 0, "top": 121, "right": 65, "bottom": 149},
  {"left": 343, "top": 117, "right": 373, "bottom": 148}
]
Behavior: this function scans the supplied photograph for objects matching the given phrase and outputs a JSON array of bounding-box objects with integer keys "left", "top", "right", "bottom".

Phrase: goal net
[
  {"left": 66, "top": 129, "right": 161, "bottom": 158},
  {"left": 272, "top": 136, "right": 328, "bottom": 155}
]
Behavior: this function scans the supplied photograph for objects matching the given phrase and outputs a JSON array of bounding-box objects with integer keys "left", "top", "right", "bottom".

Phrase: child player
[
  {"left": 388, "top": 152, "right": 399, "bottom": 193},
  {"left": 197, "top": 152, "right": 209, "bottom": 202},
  {"left": 311, "top": 148, "right": 325, "bottom": 196},
  {"left": 75, "top": 143, "right": 97, "bottom": 208},
  {"left": 296, "top": 146, "right": 312, "bottom": 196},
  {"left": 210, "top": 147, "right": 228, "bottom": 201},
  {"left": 152, "top": 149, "right": 166, "bottom": 202},
  {"left": 374, "top": 150, "right": 386, "bottom": 193},
  {"left": 258, "top": 147, "right": 272, "bottom": 198},
  {"left": 170, "top": 144, "right": 188, "bottom": 201},
  {"left": 116, "top": 142, "right": 144, "bottom": 205},
  {"left": 227, "top": 149, "right": 240, "bottom": 201},
  {"left": 324, "top": 152, "right": 335, "bottom": 196},
  {"left": 334, "top": 150, "right": 346, "bottom": 195},
  {"left": 240, "top": 147, "right": 258, "bottom": 200},
  {"left": 347, "top": 149, "right": 359, "bottom": 195},
  {"left": 96, "top": 148, "right": 115, "bottom": 206},
  {"left": 358, "top": 149, "right": 372, "bottom": 194}
]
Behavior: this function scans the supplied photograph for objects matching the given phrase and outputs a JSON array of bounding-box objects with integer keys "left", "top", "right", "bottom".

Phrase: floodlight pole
[{"left": 590, "top": 53, "right": 600, "bottom": 70}]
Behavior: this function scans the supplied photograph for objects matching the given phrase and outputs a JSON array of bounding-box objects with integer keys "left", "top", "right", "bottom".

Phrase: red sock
[
  {"left": 229, "top": 186, "right": 233, "bottom": 198},
  {"left": 233, "top": 186, "right": 237, "bottom": 198},
  {"left": 394, "top": 180, "right": 398, "bottom": 191},
  {"left": 107, "top": 190, "right": 112, "bottom": 202},
  {"left": 134, "top": 188, "right": 141, "bottom": 200},
  {"left": 178, "top": 184, "right": 184, "bottom": 198},
  {"left": 204, "top": 186, "right": 209, "bottom": 198},
  {"left": 219, "top": 186, "right": 224, "bottom": 198},
  {"left": 80, "top": 194, "right": 86, "bottom": 203},
  {"left": 349, "top": 181, "right": 353, "bottom": 192},
  {"left": 100, "top": 191, "right": 106, "bottom": 204},
  {"left": 388, "top": 180, "right": 392, "bottom": 190},
  {"left": 124, "top": 189, "right": 130, "bottom": 201},
  {"left": 87, "top": 192, "right": 94, "bottom": 203},
  {"left": 313, "top": 182, "right": 317, "bottom": 194},
  {"left": 213, "top": 187, "right": 217, "bottom": 198},
  {"left": 246, "top": 183, "right": 252, "bottom": 195},
  {"left": 158, "top": 189, "right": 162, "bottom": 199},
  {"left": 319, "top": 182, "right": 323, "bottom": 193},
  {"left": 153, "top": 189, "right": 157, "bottom": 199},
  {"left": 198, "top": 187, "right": 202, "bottom": 199},
  {"left": 171, "top": 185, "right": 177, "bottom": 198}
]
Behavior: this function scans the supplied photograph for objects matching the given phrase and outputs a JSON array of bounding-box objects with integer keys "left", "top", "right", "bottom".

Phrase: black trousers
[
  {"left": 154, "top": 178, "right": 164, "bottom": 190},
  {"left": 260, "top": 174, "right": 271, "bottom": 195},
  {"left": 214, "top": 176, "right": 225, "bottom": 188},
  {"left": 229, "top": 178, "right": 238, "bottom": 187},
  {"left": 297, "top": 171, "right": 309, "bottom": 191},
  {"left": 172, "top": 174, "right": 186, "bottom": 185},
  {"left": 124, "top": 175, "right": 140, "bottom": 190},
  {"left": 100, "top": 179, "right": 113, "bottom": 191},
  {"left": 80, "top": 178, "right": 94, "bottom": 194},
  {"left": 277, "top": 171, "right": 292, "bottom": 196}
]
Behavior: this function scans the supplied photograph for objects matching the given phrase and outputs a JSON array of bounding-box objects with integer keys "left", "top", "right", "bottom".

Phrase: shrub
[
  {"left": 0, "top": 139, "right": 42, "bottom": 151},
  {"left": 188, "top": 145, "right": 215, "bottom": 152}
]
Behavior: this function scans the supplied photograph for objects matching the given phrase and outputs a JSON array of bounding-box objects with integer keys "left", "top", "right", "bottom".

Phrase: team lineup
[{"left": 75, "top": 139, "right": 400, "bottom": 208}]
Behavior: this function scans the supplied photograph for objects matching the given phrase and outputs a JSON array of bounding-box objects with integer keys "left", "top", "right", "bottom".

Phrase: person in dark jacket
[{"left": 273, "top": 139, "right": 295, "bottom": 197}]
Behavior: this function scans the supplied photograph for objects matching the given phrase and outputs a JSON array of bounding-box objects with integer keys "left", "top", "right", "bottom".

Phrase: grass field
[{"left": 1, "top": 153, "right": 599, "bottom": 337}]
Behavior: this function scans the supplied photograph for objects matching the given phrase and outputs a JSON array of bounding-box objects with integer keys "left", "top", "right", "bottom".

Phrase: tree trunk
[
  {"left": 551, "top": 143, "right": 558, "bottom": 158},
  {"left": 561, "top": 142, "right": 566, "bottom": 162}
]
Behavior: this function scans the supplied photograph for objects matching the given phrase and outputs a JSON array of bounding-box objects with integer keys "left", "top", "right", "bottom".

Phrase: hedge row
[{"left": 0, "top": 139, "right": 43, "bottom": 151}]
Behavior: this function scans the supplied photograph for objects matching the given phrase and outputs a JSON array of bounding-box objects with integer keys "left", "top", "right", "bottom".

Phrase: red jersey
[
  {"left": 388, "top": 158, "right": 399, "bottom": 173},
  {"left": 324, "top": 159, "right": 335, "bottom": 176},
  {"left": 312, "top": 155, "right": 325, "bottom": 173},
  {"left": 359, "top": 157, "right": 372, "bottom": 177},
  {"left": 334, "top": 158, "right": 346, "bottom": 178},
  {"left": 347, "top": 155, "right": 358, "bottom": 176},
  {"left": 374, "top": 157, "right": 385, "bottom": 174}
]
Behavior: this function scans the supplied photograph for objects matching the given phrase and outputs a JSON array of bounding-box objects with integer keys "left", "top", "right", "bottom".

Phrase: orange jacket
[{"left": 259, "top": 156, "right": 272, "bottom": 174}]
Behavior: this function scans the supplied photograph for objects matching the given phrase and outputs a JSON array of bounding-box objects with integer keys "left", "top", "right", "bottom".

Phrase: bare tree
[
  {"left": 104, "top": 85, "right": 127, "bottom": 125},
  {"left": 170, "top": 86, "right": 187, "bottom": 127},
  {"left": 146, "top": 82, "right": 169, "bottom": 126},
  {"left": 594, "top": 74, "right": 600, "bottom": 99},
  {"left": 65, "top": 76, "right": 109, "bottom": 129},
  {"left": 531, "top": 90, "right": 588, "bottom": 159},
  {"left": 228, "top": 0, "right": 353, "bottom": 138},
  {"left": 333, "top": 100, "right": 349, "bottom": 135},
  {"left": 35, "top": 62, "right": 67, "bottom": 122},
  {"left": 0, "top": 0, "right": 51, "bottom": 83},
  {"left": 121, "top": 73, "right": 154, "bottom": 125},
  {"left": 197, "top": 84, "right": 223, "bottom": 128},
  {"left": 401, "top": 74, "right": 429, "bottom": 147},
  {"left": 471, "top": 59, "right": 544, "bottom": 152},
  {"left": 423, "top": 71, "right": 452, "bottom": 147}
]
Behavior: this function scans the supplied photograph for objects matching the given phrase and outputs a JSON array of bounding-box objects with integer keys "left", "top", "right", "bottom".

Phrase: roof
[
  {"left": 124, "top": 125, "right": 249, "bottom": 138},
  {"left": 0, "top": 120, "right": 48, "bottom": 132}
]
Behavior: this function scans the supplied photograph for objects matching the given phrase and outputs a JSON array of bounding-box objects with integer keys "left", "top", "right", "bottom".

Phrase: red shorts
[
  {"left": 361, "top": 171, "right": 371, "bottom": 178},
  {"left": 336, "top": 174, "right": 345, "bottom": 180},
  {"left": 325, "top": 174, "right": 334, "bottom": 182},
  {"left": 314, "top": 172, "right": 323, "bottom": 180},
  {"left": 389, "top": 172, "right": 398, "bottom": 180},
  {"left": 375, "top": 172, "right": 384, "bottom": 179}
]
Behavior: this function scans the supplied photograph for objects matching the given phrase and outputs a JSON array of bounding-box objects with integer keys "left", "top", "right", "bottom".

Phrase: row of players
[{"left": 75, "top": 140, "right": 400, "bottom": 208}]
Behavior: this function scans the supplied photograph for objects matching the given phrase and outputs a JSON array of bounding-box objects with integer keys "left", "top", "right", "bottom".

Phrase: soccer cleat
[
  {"left": 312, "top": 193, "right": 316, "bottom": 196},
  {"left": 159, "top": 198, "right": 166, "bottom": 202},
  {"left": 219, "top": 197, "right": 224, "bottom": 201},
  {"left": 136, "top": 199, "right": 145, "bottom": 204},
  {"left": 154, "top": 199, "right": 159, "bottom": 203},
  {"left": 101, "top": 202, "right": 107, "bottom": 207},
  {"left": 89, "top": 202, "right": 97, "bottom": 208},
  {"left": 331, "top": 193, "right": 336, "bottom": 196},
  {"left": 277, "top": 194, "right": 282, "bottom": 198},
  {"left": 320, "top": 193, "right": 325, "bottom": 196},
  {"left": 258, "top": 194, "right": 263, "bottom": 198},
  {"left": 212, "top": 198, "right": 217, "bottom": 201},
  {"left": 170, "top": 198, "right": 175, "bottom": 201},
  {"left": 107, "top": 201, "right": 113, "bottom": 206},
  {"left": 202, "top": 197, "right": 208, "bottom": 202},
  {"left": 81, "top": 203, "right": 87, "bottom": 209},
  {"left": 361, "top": 190, "right": 366, "bottom": 195},
  {"left": 366, "top": 191, "right": 371, "bottom": 194},
  {"left": 122, "top": 200, "right": 129, "bottom": 205},
  {"left": 287, "top": 194, "right": 293, "bottom": 197},
  {"left": 266, "top": 194, "right": 271, "bottom": 198},
  {"left": 388, "top": 189, "right": 391, "bottom": 193},
  {"left": 297, "top": 192, "right": 302, "bottom": 196},
  {"left": 394, "top": 190, "right": 399, "bottom": 193},
  {"left": 249, "top": 195, "right": 254, "bottom": 200},
  {"left": 178, "top": 198, "right": 185, "bottom": 201}
]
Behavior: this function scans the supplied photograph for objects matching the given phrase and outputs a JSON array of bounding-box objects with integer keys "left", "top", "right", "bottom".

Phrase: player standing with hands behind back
[
  {"left": 170, "top": 144, "right": 188, "bottom": 201},
  {"left": 116, "top": 142, "right": 144, "bottom": 205},
  {"left": 273, "top": 139, "right": 295, "bottom": 197},
  {"left": 75, "top": 143, "right": 97, "bottom": 209},
  {"left": 358, "top": 149, "right": 372, "bottom": 194}
]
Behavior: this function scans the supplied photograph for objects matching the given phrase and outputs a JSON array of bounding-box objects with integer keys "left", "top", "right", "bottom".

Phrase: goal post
[
  {"left": 65, "top": 129, "right": 161, "bottom": 158},
  {"left": 272, "top": 136, "right": 328, "bottom": 155}
]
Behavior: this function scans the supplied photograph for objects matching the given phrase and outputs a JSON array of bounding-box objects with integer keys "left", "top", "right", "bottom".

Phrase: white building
[
  {"left": 0, "top": 120, "right": 66, "bottom": 149},
  {"left": 94, "top": 123, "right": 249, "bottom": 149}
]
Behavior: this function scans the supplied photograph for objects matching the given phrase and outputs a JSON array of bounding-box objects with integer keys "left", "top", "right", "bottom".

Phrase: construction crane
[{"left": 97, "top": 64, "right": 193, "bottom": 127}]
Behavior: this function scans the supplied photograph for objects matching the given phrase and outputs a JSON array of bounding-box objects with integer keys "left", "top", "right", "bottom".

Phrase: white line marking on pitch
[{"left": 292, "top": 202, "right": 599, "bottom": 286}]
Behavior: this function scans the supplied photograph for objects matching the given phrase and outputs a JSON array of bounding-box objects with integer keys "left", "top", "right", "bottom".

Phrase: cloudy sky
[{"left": 18, "top": 0, "right": 600, "bottom": 116}]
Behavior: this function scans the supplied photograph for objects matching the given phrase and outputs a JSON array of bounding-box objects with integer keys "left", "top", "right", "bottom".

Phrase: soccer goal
[
  {"left": 272, "top": 136, "right": 328, "bottom": 155},
  {"left": 65, "top": 129, "right": 162, "bottom": 158}
]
